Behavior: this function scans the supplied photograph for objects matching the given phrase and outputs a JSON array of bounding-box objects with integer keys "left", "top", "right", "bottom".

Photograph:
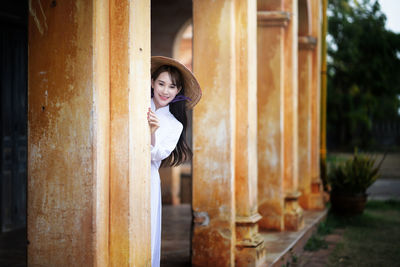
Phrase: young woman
[{"left": 147, "top": 56, "right": 201, "bottom": 266}]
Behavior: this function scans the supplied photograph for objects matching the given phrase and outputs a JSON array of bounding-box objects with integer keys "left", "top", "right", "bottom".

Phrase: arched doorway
[{"left": 173, "top": 19, "right": 192, "bottom": 71}]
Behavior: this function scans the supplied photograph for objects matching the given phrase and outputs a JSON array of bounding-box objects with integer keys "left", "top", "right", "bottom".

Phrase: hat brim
[{"left": 151, "top": 56, "right": 202, "bottom": 110}]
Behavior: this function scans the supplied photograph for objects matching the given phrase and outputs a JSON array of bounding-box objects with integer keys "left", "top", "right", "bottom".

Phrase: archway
[{"left": 172, "top": 19, "right": 192, "bottom": 71}]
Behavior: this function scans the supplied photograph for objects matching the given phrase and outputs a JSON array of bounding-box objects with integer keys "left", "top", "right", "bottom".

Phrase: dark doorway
[
  {"left": 0, "top": 1, "right": 28, "bottom": 266},
  {"left": 151, "top": 1, "right": 193, "bottom": 266}
]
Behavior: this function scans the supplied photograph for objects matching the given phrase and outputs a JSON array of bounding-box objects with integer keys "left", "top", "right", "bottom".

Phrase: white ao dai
[{"left": 150, "top": 98, "right": 183, "bottom": 267}]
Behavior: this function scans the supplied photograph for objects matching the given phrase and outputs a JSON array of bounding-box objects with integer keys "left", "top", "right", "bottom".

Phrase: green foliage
[
  {"left": 327, "top": 200, "right": 400, "bottom": 266},
  {"left": 327, "top": 0, "right": 400, "bottom": 149},
  {"left": 317, "top": 221, "right": 334, "bottom": 235},
  {"left": 304, "top": 221, "right": 333, "bottom": 251},
  {"left": 304, "top": 234, "right": 328, "bottom": 251},
  {"left": 328, "top": 153, "right": 380, "bottom": 194}
]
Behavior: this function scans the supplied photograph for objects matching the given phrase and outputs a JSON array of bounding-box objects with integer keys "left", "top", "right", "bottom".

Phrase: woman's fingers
[
  {"left": 147, "top": 113, "right": 159, "bottom": 124},
  {"left": 148, "top": 120, "right": 159, "bottom": 127},
  {"left": 148, "top": 110, "right": 158, "bottom": 119},
  {"left": 147, "top": 108, "right": 160, "bottom": 133}
]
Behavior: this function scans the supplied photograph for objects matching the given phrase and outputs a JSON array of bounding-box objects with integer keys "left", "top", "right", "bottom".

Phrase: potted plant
[{"left": 328, "top": 153, "right": 382, "bottom": 215}]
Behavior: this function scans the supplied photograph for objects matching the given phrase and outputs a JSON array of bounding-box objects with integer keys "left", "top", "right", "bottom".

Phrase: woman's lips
[{"left": 159, "top": 95, "right": 169, "bottom": 101}]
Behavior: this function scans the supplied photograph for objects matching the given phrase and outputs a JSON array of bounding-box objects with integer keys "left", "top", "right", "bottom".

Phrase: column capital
[
  {"left": 257, "top": 11, "right": 291, "bottom": 27},
  {"left": 299, "top": 35, "right": 317, "bottom": 50}
]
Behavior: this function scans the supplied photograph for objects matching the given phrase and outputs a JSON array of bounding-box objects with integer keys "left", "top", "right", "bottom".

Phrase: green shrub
[{"left": 328, "top": 153, "right": 381, "bottom": 194}]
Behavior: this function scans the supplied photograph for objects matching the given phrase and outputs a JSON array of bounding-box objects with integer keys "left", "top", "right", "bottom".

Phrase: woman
[{"left": 147, "top": 56, "right": 201, "bottom": 266}]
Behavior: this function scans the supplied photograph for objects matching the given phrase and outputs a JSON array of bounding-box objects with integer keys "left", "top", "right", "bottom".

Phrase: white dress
[{"left": 150, "top": 98, "right": 183, "bottom": 267}]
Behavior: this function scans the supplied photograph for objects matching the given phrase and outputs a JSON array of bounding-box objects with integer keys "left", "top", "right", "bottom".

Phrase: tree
[{"left": 327, "top": 0, "right": 400, "bottom": 150}]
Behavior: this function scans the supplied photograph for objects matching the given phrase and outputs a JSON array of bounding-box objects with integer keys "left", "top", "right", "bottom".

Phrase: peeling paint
[
  {"left": 215, "top": 119, "right": 227, "bottom": 149},
  {"left": 44, "top": 90, "right": 48, "bottom": 106},
  {"left": 193, "top": 211, "right": 210, "bottom": 226},
  {"left": 219, "top": 205, "right": 228, "bottom": 215},
  {"left": 218, "top": 228, "right": 231, "bottom": 240}
]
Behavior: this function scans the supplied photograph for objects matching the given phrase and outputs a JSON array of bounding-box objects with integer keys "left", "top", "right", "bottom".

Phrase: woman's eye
[{"left": 158, "top": 82, "right": 164, "bottom": 86}]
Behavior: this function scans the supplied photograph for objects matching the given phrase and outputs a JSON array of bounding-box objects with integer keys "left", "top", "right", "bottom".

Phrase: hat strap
[{"left": 171, "top": 95, "right": 192, "bottom": 103}]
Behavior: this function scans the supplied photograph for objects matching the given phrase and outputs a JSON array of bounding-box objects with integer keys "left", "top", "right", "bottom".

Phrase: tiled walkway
[{"left": 161, "top": 204, "right": 192, "bottom": 267}]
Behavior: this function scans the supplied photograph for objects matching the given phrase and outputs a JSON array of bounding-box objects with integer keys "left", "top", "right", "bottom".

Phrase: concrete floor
[
  {"left": 367, "top": 178, "right": 400, "bottom": 200},
  {"left": 161, "top": 204, "right": 191, "bottom": 267}
]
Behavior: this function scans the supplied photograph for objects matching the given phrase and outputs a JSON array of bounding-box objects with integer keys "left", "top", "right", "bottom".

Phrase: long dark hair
[{"left": 151, "top": 65, "right": 192, "bottom": 167}]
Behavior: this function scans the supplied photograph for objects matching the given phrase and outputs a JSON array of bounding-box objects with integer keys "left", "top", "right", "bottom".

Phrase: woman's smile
[
  {"left": 159, "top": 95, "right": 169, "bottom": 101},
  {"left": 152, "top": 71, "right": 181, "bottom": 110}
]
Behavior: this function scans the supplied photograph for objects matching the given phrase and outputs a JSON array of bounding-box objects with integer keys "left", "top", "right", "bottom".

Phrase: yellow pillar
[
  {"left": 234, "top": 0, "right": 266, "bottom": 266},
  {"left": 28, "top": 0, "right": 109, "bottom": 265},
  {"left": 309, "top": 0, "right": 324, "bottom": 210},
  {"left": 28, "top": 0, "right": 151, "bottom": 266},
  {"left": 257, "top": 1, "right": 289, "bottom": 231},
  {"left": 282, "top": 0, "right": 303, "bottom": 231},
  {"left": 109, "top": 0, "right": 151, "bottom": 265},
  {"left": 320, "top": 0, "right": 328, "bottom": 191},
  {"left": 192, "top": 0, "right": 236, "bottom": 266},
  {"left": 298, "top": 35, "right": 316, "bottom": 209}
]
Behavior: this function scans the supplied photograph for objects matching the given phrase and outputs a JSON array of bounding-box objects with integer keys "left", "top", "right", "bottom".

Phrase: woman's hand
[{"left": 147, "top": 108, "right": 159, "bottom": 134}]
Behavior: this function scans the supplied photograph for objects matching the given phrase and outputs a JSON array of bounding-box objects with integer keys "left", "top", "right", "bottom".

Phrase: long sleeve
[{"left": 151, "top": 119, "right": 183, "bottom": 163}]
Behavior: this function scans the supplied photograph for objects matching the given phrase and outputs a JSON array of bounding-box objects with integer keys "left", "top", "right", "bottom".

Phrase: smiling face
[{"left": 152, "top": 71, "right": 181, "bottom": 109}]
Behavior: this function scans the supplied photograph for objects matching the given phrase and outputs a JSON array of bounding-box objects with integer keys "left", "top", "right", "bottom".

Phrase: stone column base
[
  {"left": 284, "top": 192, "right": 304, "bottom": 231},
  {"left": 299, "top": 193, "right": 325, "bottom": 210},
  {"left": 307, "top": 193, "right": 325, "bottom": 210},
  {"left": 258, "top": 201, "right": 284, "bottom": 231},
  {"left": 309, "top": 180, "right": 325, "bottom": 210},
  {"left": 299, "top": 180, "right": 326, "bottom": 210},
  {"left": 235, "top": 242, "right": 267, "bottom": 267},
  {"left": 235, "top": 213, "right": 267, "bottom": 266}
]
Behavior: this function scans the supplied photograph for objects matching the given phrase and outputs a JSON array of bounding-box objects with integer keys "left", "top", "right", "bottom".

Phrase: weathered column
[
  {"left": 257, "top": 1, "right": 289, "bottom": 231},
  {"left": 282, "top": 0, "right": 303, "bottom": 231},
  {"left": 234, "top": 0, "right": 266, "bottom": 266},
  {"left": 192, "top": 0, "right": 236, "bottom": 266},
  {"left": 298, "top": 35, "right": 316, "bottom": 209},
  {"left": 297, "top": 0, "right": 319, "bottom": 210},
  {"left": 309, "top": 0, "right": 325, "bottom": 210},
  {"left": 109, "top": 0, "right": 151, "bottom": 265},
  {"left": 28, "top": 0, "right": 109, "bottom": 265}
]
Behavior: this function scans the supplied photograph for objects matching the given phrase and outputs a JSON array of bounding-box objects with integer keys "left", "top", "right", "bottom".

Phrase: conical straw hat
[{"left": 151, "top": 56, "right": 202, "bottom": 109}]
